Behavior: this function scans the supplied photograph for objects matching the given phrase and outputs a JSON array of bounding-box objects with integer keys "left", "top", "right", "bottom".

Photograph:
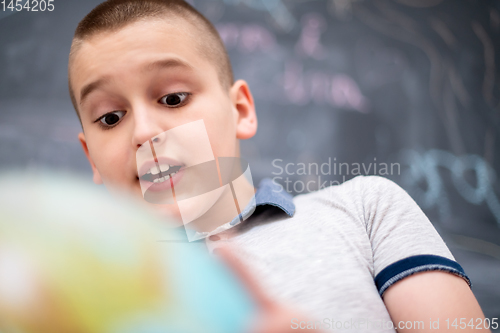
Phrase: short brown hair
[{"left": 68, "top": 0, "right": 234, "bottom": 123}]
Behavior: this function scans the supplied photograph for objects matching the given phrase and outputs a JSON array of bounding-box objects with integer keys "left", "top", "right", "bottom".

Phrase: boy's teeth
[
  {"left": 149, "top": 164, "right": 170, "bottom": 175},
  {"left": 145, "top": 164, "right": 180, "bottom": 184},
  {"left": 153, "top": 175, "right": 173, "bottom": 184}
]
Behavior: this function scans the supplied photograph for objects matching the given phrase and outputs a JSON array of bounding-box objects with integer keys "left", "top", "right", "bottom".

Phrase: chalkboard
[{"left": 1, "top": 0, "right": 500, "bottom": 321}]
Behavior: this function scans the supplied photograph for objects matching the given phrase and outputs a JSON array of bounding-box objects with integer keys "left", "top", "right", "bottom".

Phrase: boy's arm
[
  {"left": 383, "top": 270, "right": 489, "bottom": 332},
  {"left": 353, "top": 175, "right": 488, "bottom": 332}
]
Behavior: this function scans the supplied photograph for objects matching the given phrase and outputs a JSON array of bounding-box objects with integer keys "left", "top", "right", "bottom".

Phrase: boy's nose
[{"left": 131, "top": 110, "right": 165, "bottom": 149}]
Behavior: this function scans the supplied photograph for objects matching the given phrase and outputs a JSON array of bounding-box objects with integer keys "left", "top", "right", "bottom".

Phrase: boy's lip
[
  {"left": 137, "top": 156, "right": 185, "bottom": 179},
  {"left": 139, "top": 165, "right": 185, "bottom": 193}
]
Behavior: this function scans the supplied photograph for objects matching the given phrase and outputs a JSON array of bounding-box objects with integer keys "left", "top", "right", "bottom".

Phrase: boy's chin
[{"left": 103, "top": 180, "right": 186, "bottom": 227}]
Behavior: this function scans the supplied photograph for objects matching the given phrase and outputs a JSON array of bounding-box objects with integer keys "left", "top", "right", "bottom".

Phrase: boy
[{"left": 69, "top": 0, "right": 488, "bottom": 331}]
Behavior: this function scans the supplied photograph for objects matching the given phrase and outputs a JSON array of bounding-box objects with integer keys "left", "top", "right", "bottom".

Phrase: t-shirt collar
[
  {"left": 186, "top": 178, "right": 295, "bottom": 241},
  {"left": 253, "top": 178, "right": 295, "bottom": 217}
]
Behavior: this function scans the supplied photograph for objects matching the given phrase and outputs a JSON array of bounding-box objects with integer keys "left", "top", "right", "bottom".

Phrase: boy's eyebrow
[
  {"left": 145, "top": 58, "right": 195, "bottom": 73},
  {"left": 79, "top": 77, "right": 111, "bottom": 107}
]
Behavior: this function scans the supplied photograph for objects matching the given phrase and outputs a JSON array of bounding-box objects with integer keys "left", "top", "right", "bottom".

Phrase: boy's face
[{"left": 70, "top": 19, "right": 256, "bottom": 221}]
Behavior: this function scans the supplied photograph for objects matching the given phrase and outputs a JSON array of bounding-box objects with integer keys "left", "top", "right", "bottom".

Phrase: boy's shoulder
[
  {"left": 293, "top": 174, "right": 406, "bottom": 205},
  {"left": 289, "top": 174, "right": 428, "bottom": 236}
]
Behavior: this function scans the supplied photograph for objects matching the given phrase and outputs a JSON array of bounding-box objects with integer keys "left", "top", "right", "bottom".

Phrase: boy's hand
[{"left": 213, "top": 246, "right": 325, "bottom": 333}]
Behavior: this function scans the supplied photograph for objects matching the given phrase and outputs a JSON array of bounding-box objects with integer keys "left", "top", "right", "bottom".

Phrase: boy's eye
[
  {"left": 99, "top": 111, "right": 125, "bottom": 127},
  {"left": 159, "top": 92, "right": 190, "bottom": 107}
]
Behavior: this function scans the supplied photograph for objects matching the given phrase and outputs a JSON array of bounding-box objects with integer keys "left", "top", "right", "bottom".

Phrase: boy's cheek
[
  {"left": 204, "top": 118, "right": 237, "bottom": 152},
  {"left": 89, "top": 143, "right": 131, "bottom": 185}
]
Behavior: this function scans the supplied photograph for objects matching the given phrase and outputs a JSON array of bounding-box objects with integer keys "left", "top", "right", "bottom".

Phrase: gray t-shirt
[{"left": 205, "top": 175, "right": 471, "bottom": 332}]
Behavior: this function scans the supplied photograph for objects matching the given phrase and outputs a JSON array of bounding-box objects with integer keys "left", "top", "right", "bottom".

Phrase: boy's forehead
[{"left": 70, "top": 19, "right": 212, "bottom": 96}]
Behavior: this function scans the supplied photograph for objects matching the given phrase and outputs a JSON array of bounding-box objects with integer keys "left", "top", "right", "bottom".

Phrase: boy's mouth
[{"left": 139, "top": 164, "right": 182, "bottom": 183}]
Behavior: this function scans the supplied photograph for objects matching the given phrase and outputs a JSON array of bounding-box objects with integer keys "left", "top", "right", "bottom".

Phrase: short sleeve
[{"left": 357, "top": 175, "right": 471, "bottom": 296}]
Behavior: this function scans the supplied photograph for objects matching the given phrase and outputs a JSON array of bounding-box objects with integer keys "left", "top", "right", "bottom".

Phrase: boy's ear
[
  {"left": 230, "top": 79, "right": 258, "bottom": 140},
  {"left": 78, "top": 132, "right": 103, "bottom": 185}
]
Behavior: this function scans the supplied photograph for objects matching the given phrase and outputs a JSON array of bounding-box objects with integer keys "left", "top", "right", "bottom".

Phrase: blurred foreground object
[{"left": 0, "top": 172, "right": 254, "bottom": 333}]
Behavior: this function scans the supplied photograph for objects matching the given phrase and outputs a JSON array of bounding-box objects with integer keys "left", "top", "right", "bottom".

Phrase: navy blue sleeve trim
[{"left": 374, "top": 254, "right": 472, "bottom": 296}]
